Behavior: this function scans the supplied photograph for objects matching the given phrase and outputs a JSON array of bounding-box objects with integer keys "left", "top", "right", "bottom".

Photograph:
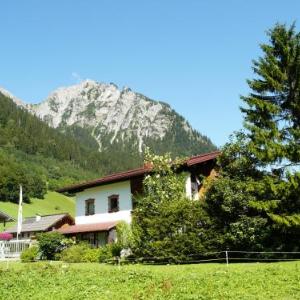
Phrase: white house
[{"left": 57, "top": 151, "right": 220, "bottom": 247}]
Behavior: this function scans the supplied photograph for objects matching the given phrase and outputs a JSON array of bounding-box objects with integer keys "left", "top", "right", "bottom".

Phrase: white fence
[{"left": 0, "top": 240, "right": 31, "bottom": 260}]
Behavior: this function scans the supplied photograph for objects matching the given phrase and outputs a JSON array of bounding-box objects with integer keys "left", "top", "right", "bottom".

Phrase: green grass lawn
[
  {"left": 0, "top": 191, "right": 75, "bottom": 231},
  {"left": 0, "top": 261, "right": 299, "bottom": 299}
]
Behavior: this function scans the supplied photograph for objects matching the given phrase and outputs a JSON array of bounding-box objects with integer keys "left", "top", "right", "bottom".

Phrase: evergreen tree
[
  {"left": 241, "top": 23, "right": 300, "bottom": 168},
  {"left": 204, "top": 23, "right": 300, "bottom": 251},
  {"left": 241, "top": 23, "right": 300, "bottom": 227}
]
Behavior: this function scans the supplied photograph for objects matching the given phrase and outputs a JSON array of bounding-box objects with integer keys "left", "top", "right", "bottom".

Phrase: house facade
[
  {"left": 57, "top": 151, "right": 220, "bottom": 246},
  {"left": 76, "top": 180, "right": 133, "bottom": 225}
]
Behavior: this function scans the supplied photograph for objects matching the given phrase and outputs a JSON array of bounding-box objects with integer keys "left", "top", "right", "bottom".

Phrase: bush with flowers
[{"left": 132, "top": 149, "right": 208, "bottom": 261}]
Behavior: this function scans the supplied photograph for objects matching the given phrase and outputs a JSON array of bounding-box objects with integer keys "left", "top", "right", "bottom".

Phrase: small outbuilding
[{"left": 5, "top": 213, "right": 74, "bottom": 239}]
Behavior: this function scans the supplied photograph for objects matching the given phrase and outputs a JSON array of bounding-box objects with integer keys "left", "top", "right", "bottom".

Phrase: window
[
  {"left": 79, "top": 232, "right": 108, "bottom": 248},
  {"left": 85, "top": 198, "right": 95, "bottom": 216},
  {"left": 108, "top": 195, "right": 119, "bottom": 213}
]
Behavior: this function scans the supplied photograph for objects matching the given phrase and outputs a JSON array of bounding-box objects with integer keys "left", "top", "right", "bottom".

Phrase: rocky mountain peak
[{"left": 1, "top": 80, "right": 216, "bottom": 156}]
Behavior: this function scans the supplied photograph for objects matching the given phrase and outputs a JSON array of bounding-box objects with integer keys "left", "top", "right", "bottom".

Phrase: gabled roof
[
  {"left": 5, "top": 213, "right": 74, "bottom": 234},
  {"left": 57, "top": 166, "right": 150, "bottom": 193},
  {"left": 187, "top": 151, "right": 220, "bottom": 166},
  {"left": 57, "top": 150, "right": 220, "bottom": 194},
  {"left": 57, "top": 221, "right": 117, "bottom": 234},
  {"left": 0, "top": 211, "right": 15, "bottom": 222}
]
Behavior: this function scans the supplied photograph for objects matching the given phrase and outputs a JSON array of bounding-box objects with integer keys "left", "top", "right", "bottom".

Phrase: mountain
[
  {"left": 0, "top": 87, "right": 27, "bottom": 108},
  {"left": 29, "top": 80, "right": 216, "bottom": 156},
  {"left": 0, "top": 82, "right": 216, "bottom": 203},
  {"left": 0, "top": 92, "right": 110, "bottom": 203}
]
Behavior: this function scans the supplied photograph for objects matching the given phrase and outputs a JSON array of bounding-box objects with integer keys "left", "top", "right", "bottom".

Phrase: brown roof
[
  {"left": 5, "top": 213, "right": 74, "bottom": 234},
  {"left": 57, "top": 151, "right": 220, "bottom": 193},
  {"left": 187, "top": 151, "right": 220, "bottom": 166},
  {"left": 57, "top": 221, "right": 117, "bottom": 234},
  {"left": 57, "top": 166, "right": 150, "bottom": 193}
]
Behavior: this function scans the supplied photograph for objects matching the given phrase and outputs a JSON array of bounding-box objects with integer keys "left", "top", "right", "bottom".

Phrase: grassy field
[
  {"left": 0, "top": 191, "right": 75, "bottom": 231},
  {"left": 0, "top": 261, "right": 299, "bottom": 299}
]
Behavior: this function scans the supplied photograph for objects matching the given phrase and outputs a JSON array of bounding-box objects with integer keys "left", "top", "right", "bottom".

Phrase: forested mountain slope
[
  {"left": 0, "top": 93, "right": 100, "bottom": 202},
  {"left": 0, "top": 81, "right": 216, "bottom": 203}
]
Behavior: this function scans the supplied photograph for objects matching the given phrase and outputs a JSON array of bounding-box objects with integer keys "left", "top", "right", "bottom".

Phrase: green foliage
[
  {"left": 109, "top": 242, "right": 123, "bottom": 258},
  {"left": 0, "top": 93, "right": 102, "bottom": 202},
  {"left": 60, "top": 243, "right": 100, "bottom": 263},
  {"left": 0, "top": 91, "right": 216, "bottom": 204},
  {"left": 36, "top": 232, "right": 66, "bottom": 260},
  {"left": 0, "top": 261, "right": 300, "bottom": 299},
  {"left": 98, "top": 244, "right": 114, "bottom": 262},
  {"left": 204, "top": 23, "right": 300, "bottom": 251},
  {"left": 59, "top": 242, "right": 123, "bottom": 263},
  {"left": 0, "top": 191, "right": 75, "bottom": 232},
  {"left": 0, "top": 149, "right": 47, "bottom": 203},
  {"left": 20, "top": 246, "right": 39, "bottom": 262},
  {"left": 82, "top": 247, "right": 101, "bottom": 263},
  {"left": 144, "top": 112, "right": 216, "bottom": 157},
  {"left": 241, "top": 23, "right": 300, "bottom": 167},
  {"left": 0, "top": 93, "right": 142, "bottom": 202},
  {"left": 132, "top": 150, "right": 209, "bottom": 260},
  {"left": 116, "top": 221, "right": 134, "bottom": 250},
  {"left": 0, "top": 93, "right": 97, "bottom": 167}
]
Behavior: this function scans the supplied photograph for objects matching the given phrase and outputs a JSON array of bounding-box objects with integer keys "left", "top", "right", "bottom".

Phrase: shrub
[
  {"left": 116, "top": 221, "right": 134, "bottom": 249},
  {"left": 109, "top": 242, "right": 122, "bottom": 257},
  {"left": 60, "top": 244, "right": 86, "bottom": 263},
  {"left": 60, "top": 241, "right": 127, "bottom": 264},
  {"left": 60, "top": 243, "right": 100, "bottom": 263},
  {"left": 37, "top": 232, "right": 65, "bottom": 260},
  {"left": 98, "top": 245, "right": 113, "bottom": 263},
  {"left": 83, "top": 248, "right": 100, "bottom": 263},
  {"left": 21, "top": 246, "right": 39, "bottom": 262},
  {"left": 132, "top": 150, "right": 209, "bottom": 260}
]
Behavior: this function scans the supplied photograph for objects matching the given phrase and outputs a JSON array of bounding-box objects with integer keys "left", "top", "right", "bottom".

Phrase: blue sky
[{"left": 0, "top": 1, "right": 299, "bottom": 147}]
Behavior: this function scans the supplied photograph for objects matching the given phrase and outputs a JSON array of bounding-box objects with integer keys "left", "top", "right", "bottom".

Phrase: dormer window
[
  {"left": 108, "top": 195, "right": 119, "bottom": 213},
  {"left": 85, "top": 199, "right": 95, "bottom": 216}
]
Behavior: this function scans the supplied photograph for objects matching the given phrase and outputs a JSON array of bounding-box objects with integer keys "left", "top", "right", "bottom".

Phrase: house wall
[
  {"left": 185, "top": 173, "right": 192, "bottom": 199},
  {"left": 75, "top": 180, "right": 132, "bottom": 225}
]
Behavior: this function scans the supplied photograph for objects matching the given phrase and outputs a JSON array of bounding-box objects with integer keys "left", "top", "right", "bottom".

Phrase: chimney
[{"left": 36, "top": 214, "right": 41, "bottom": 222}]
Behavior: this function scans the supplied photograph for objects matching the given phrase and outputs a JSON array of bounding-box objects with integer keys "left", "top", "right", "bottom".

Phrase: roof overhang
[
  {"left": 57, "top": 166, "right": 149, "bottom": 194},
  {"left": 57, "top": 221, "right": 117, "bottom": 234},
  {"left": 0, "top": 211, "right": 15, "bottom": 222},
  {"left": 57, "top": 151, "right": 220, "bottom": 194},
  {"left": 186, "top": 151, "right": 220, "bottom": 166},
  {"left": 5, "top": 213, "right": 74, "bottom": 234}
]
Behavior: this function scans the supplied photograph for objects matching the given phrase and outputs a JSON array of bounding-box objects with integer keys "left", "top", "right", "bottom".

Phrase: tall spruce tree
[
  {"left": 242, "top": 23, "right": 300, "bottom": 168},
  {"left": 241, "top": 23, "right": 300, "bottom": 227},
  {"left": 204, "top": 23, "right": 300, "bottom": 251}
]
